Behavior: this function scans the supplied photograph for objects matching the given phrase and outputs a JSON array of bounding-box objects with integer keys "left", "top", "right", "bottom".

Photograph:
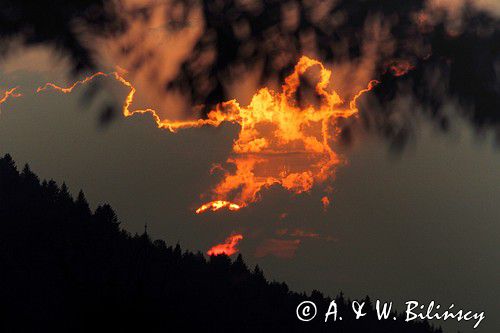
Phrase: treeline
[{"left": 0, "top": 154, "right": 441, "bottom": 332}]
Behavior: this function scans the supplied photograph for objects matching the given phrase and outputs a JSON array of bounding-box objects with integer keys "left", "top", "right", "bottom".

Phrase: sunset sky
[{"left": 1, "top": 1, "right": 499, "bottom": 332}]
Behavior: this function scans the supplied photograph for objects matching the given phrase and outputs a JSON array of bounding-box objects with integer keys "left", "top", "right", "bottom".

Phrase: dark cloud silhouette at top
[
  {"left": 0, "top": 0, "right": 124, "bottom": 74},
  {"left": 170, "top": 0, "right": 499, "bottom": 147},
  {"left": 1, "top": 0, "right": 498, "bottom": 146}
]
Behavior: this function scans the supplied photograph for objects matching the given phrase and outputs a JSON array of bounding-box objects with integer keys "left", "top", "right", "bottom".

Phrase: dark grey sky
[{"left": 1, "top": 48, "right": 499, "bottom": 332}]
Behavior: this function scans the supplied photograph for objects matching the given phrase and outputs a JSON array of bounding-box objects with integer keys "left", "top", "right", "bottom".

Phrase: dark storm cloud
[
  {"left": 0, "top": 0, "right": 122, "bottom": 73},
  {"left": 2, "top": 0, "right": 498, "bottom": 144},
  {"left": 147, "top": 0, "right": 499, "bottom": 144},
  {"left": 1, "top": 2, "right": 499, "bottom": 331}
]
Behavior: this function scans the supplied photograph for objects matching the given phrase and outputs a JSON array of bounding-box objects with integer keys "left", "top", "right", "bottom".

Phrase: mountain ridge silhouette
[{"left": 0, "top": 153, "right": 442, "bottom": 332}]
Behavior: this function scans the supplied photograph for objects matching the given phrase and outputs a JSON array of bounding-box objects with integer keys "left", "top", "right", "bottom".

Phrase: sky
[{"left": 0, "top": 43, "right": 499, "bottom": 332}]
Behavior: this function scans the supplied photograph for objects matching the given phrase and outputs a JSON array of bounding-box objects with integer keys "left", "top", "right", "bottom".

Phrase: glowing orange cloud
[
  {"left": 37, "top": 72, "right": 109, "bottom": 94},
  {"left": 0, "top": 87, "right": 22, "bottom": 109},
  {"left": 195, "top": 200, "right": 243, "bottom": 214},
  {"left": 192, "top": 57, "right": 378, "bottom": 212},
  {"left": 37, "top": 56, "right": 379, "bottom": 213},
  {"left": 207, "top": 234, "right": 243, "bottom": 256},
  {"left": 321, "top": 196, "right": 330, "bottom": 210},
  {"left": 386, "top": 59, "right": 415, "bottom": 77}
]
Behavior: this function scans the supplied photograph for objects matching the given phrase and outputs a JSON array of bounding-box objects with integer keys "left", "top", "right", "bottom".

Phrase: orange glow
[
  {"left": 207, "top": 234, "right": 243, "bottom": 256},
  {"left": 0, "top": 87, "right": 22, "bottom": 108},
  {"left": 386, "top": 59, "right": 415, "bottom": 77},
  {"left": 37, "top": 72, "right": 109, "bottom": 94},
  {"left": 195, "top": 200, "right": 243, "bottom": 214},
  {"left": 37, "top": 56, "right": 379, "bottom": 213},
  {"left": 321, "top": 196, "right": 330, "bottom": 210}
]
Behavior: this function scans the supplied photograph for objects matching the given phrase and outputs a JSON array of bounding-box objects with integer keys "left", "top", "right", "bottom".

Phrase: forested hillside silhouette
[{"left": 0, "top": 154, "right": 441, "bottom": 332}]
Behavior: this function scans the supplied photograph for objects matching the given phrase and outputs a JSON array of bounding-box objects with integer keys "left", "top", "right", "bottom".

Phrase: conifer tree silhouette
[{"left": 0, "top": 154, "right": 443, "bottom": 332}]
